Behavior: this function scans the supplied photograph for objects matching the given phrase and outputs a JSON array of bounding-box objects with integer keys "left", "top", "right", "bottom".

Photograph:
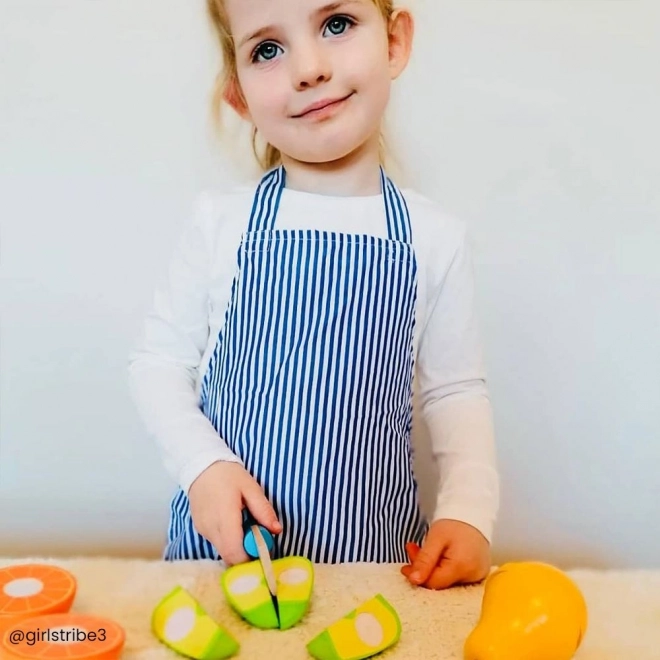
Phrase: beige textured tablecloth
[{"left": 1, "top": 557, "right": 659, "bottom": 659}]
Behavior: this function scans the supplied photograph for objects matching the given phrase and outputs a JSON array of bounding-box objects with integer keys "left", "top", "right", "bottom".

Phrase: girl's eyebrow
[{"left": 236, "top": 0, "right": 362, "bottom": 50}]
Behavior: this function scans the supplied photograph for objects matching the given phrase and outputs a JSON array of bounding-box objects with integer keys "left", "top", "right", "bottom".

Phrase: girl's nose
[{"left": 291, "top": 42, "right": 332, "bottom": 89}]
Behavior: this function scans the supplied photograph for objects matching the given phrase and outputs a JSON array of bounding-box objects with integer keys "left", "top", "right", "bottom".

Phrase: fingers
[
  {"left": 187, "top": 462, "right": 249, "bottom": 565},
  {"left": 188, "top": 463, "right": 282, "bottom": 566},
  {"left": 242, "top": 480, "right": 282, "bottom": 534},
  {"left": 400, "top": 542, "right": 420, "bottom": 578},
  {"left": 401, "top": 551, "right": 463, "bottom": 590},
  {"left": 405, "top": 542, "right": 421, "bottom": 562},
  {"left": 402, "top": 535, "right": 483, "bottom": 590},
  {"left": 406, "top": 528, "right": 448, "bottom": 585},
  {"left": 422, "top": 560, "right": 463, "bottom": 590},
  {"left": 215, "top": 495, "right": 250, "bottom": 566}
]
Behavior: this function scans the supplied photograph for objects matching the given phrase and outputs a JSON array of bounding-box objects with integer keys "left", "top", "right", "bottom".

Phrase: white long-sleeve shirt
[{"left": 128, "top": 183, "right": 499, "bottom": 543}]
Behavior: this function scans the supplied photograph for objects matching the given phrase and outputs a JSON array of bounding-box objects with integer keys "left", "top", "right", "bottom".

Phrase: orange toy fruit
[
  {"left": 1, "top": 612, "right": 125, "bottom": 660},
  {"left": 0, "top": 564, "right": 76, "bottom": 636},
  {"left": 464, "top": 561, "right": 588, "bottom": 660}
]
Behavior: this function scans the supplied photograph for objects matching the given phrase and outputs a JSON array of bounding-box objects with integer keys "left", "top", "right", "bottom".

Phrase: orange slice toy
[
  {"left": 0, "top": 564, "right": 76, "bottom": 635},
  {"left": 1, "top": 612, "right": 125, "bottom": 660}
]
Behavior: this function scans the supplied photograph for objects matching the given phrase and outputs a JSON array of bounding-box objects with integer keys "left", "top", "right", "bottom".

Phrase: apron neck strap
[{"left": 247, "top": 165, "right": 411, "bottom": 242}]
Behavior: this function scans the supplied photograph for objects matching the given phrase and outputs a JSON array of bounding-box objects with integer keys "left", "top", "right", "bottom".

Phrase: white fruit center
[
  {"left": 165, "top": 606, "right": 196, "bottom": 642},
  {"left": 278, "top": 568, "right": 308, "bottom": 585},
  {"left": 3, "top": 578, "right": 43, "bottom": 598},
  {"left": 355, "top": 613, "right": 384, "bottom": 646},
  {"left": 229, "top": 574, "right": 260, "bottom": 595}
]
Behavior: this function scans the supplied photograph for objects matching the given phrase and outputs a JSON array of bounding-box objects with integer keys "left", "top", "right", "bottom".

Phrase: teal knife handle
[{"left": 242, "top": 508, "right": 274, "bottom": 559}]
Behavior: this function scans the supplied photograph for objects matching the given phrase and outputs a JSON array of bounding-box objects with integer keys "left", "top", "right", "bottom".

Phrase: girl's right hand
[{"left": 187, "top": 461, "right": 282, "bottom": 565}]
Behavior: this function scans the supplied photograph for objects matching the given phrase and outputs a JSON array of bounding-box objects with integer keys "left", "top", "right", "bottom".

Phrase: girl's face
[{"left": 225, "top": 0, "right": 412, "bottom": 164}]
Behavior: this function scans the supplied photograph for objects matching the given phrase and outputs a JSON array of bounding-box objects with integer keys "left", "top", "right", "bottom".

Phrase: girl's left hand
[{"left": 400, "top": 519, "right": 491, "bottom": 590}]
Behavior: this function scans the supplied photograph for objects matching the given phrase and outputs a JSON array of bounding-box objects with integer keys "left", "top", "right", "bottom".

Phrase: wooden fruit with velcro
[
  {"left": 0, "top": 564, "right": 76, "bottom": 636},
  {"left": 306, "top": 594, "right": 402, "bottom": 660},
  {"left": 221, "top": 556, "right": 314, "bottom": 630},
  {"left": 220, "top": 509, "right": 315, "bottom": 630},
  {"left": 152, "top": 585, "right": 239, "bottom": 659}
]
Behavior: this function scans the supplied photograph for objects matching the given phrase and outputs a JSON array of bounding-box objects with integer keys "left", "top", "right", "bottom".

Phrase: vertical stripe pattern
[{"left": 164, "top": 166, "right": 428, "bottom": 563}]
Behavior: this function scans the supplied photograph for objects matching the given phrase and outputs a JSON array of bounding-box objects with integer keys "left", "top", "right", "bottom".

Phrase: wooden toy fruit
[
  {"left": 221, "top": 556, "right": 313, "bottom": 630},
  {"left": 306, "top": 594, "right": 401, "bottom": 660},
  {"left": 464, "top": 561, "right": 588, "bottom": 660},
  {"left": 1, "top": 612, "right": 124, "bottom": 660},
  {"left": 0, "top": 564, "right": 76, "bottom": 636},
  {"left": 152, "top": 585, "right": 239, "bottom": 659}
]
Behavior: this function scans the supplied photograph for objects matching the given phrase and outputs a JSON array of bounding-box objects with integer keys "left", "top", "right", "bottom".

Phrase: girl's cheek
[
  {"left": 340, "top": 45, "right": 380, "bottom": 80},
  {"left": 249, "top": 90, "right": 290, "bottom": 118},
  {"left": 244, "top": 64, "right": 285, "bottom": 91}
]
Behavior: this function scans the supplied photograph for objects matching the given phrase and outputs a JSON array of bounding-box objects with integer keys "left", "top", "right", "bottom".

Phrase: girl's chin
[{"left": 277, "top": 134, "right": 377, "bottom": 164}]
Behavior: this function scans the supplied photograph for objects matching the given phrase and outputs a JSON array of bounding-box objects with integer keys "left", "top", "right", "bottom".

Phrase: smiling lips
[{"left": 294, "top": 93, "right": 353, "bottom": 118}]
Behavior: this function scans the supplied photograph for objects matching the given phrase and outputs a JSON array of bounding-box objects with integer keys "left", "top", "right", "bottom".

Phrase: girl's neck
[{"left": 279, "top": 134, "right": 382, "bottom": 197}]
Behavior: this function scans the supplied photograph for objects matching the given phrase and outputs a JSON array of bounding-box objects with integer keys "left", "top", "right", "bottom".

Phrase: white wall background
[{"left": 1, "top": 0, "right": 658, "bottom": 569}]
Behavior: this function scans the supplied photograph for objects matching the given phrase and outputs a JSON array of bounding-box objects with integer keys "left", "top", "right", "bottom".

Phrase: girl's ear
[
  {"left": 387, "top": 8, "right": 414, "bottom": 80},
  {"left": 223, "top": 77, "right": 251, "bottom": 120}
]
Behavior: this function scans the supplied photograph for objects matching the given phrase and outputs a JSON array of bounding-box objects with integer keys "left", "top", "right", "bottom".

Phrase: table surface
[{"left": 1, "top": 557, "right": 659, "bottom": 659}]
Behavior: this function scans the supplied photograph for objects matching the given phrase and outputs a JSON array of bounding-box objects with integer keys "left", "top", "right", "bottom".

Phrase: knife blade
[{"left": 251, "top": 523, "right": 279, "bottom": 621}]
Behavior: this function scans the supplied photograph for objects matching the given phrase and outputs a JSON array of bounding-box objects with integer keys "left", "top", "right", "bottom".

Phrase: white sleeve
[
  {"left": 128, "top": 192, "right": 242, "bottom": 494},
  {"left": 416, "top": 224, "right": 500, "bottom": 543}
]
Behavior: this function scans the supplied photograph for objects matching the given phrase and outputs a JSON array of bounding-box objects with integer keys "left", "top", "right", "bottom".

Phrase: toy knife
[{"left": 241, "top": 509, "right": 279, "bottom": 620}]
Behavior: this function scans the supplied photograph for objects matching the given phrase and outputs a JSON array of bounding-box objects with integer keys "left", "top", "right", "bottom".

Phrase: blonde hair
[{"left": 206, "top": 0, "right": 397, "bottom": 173}]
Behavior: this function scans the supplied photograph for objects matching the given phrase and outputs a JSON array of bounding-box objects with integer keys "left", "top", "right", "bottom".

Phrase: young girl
[{"left": 129, "top": 0, "right": 499, "bottom": 590}]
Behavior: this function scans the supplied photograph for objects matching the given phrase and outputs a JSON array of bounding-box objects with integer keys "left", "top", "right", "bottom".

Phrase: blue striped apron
[{"left": 164, "top": 165, "right": 428, "bottom": 563}]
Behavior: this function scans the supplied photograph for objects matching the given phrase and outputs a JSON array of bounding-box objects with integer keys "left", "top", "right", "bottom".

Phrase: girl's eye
[
  {"left": 324, "top": 15, "right": 355, "bottom": 36},
  {"left": 252, "top": 42, "right": 281, "bottom": 63},
  {"left": 250, "top": 15, "right": 355, "bottom": 62}
]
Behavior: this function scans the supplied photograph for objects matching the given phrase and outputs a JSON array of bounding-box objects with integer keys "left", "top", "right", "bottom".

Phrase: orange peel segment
[
  {"left": 0, "top": 564, "right": 76, "bottom": 635},
  {"left": 1, "top": 612, "right": 125, "bottom": 660}
]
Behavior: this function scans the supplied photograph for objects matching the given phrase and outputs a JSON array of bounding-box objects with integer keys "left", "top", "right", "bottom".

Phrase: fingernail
[{"left": 410, "top": 571, "right": 421, "bottom": 582}]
